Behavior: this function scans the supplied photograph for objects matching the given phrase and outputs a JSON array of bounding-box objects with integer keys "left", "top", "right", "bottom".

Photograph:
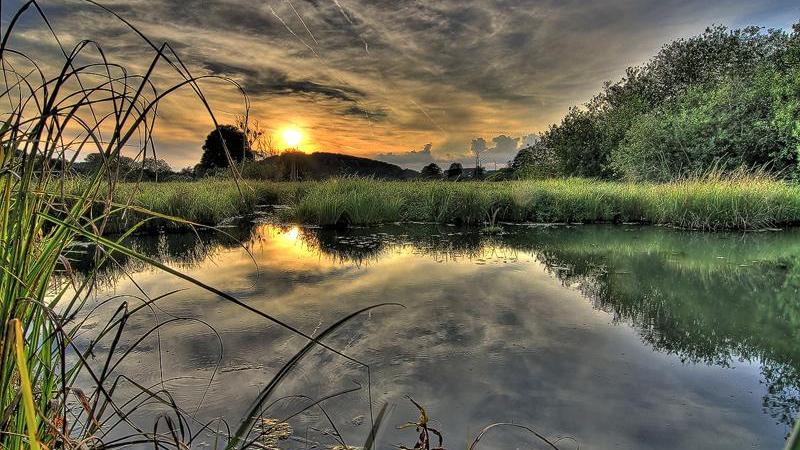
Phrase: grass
[
  {"left": 0, "top": 2, "right": 378, "bottom": 449},
  {"left": 67, "top": 179, "right": 302, "bottom": 233},
  {"left": 109, "top": 176, "right": 800, "bottom": 231}
]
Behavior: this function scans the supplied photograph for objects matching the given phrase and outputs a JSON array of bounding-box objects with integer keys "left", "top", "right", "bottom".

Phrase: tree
[
  {"left": 470, "top": 138, "right": 487, "bottom": 172},
  {"left": 472, "top": 165, "right": 486, "bottom": 180},
  {"left": 446, "top": 162, "right": 463, "bottom": 179},
  {"left": 199, "top": 125, "right": 253, "bottom": 170},
  {"left": 511, "top": 140, "right": 559, "bottom": 179},
  {"left": 612, "top": 70, "right": 798, "bottom": 181},
  {"left": 538, "top": 23, "right": 800, "bottom": 181},
  {"left": 140, "top": 157, "right": 173, "bottom": 181},
  {"left": 75, "top": 152, "right": 138, "bottom": 177},
  {"left": 420, "top": 162, "right": 442, "bottom": 179},
  {"left": 545, "top": 107, "right": 611, "bottom": 178}
]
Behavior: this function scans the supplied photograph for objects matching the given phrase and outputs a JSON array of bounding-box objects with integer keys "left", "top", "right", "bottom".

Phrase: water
[{"left": 76, "top": 222, "right": 800, "bottom": 449}]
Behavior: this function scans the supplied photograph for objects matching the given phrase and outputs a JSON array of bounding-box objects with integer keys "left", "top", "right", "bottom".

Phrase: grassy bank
[
  {"left": 72, "top": 179, "right": 302, "bottom": 233},
  {"left": 111, "top": 176, "right": 800, "bottom": 231}
]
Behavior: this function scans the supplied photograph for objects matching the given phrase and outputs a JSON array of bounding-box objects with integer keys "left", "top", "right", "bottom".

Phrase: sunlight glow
[
  {"left": 284, "top": 226, "right": 300, "bottom": 241},
  {"left": 282, "top": 128, "right": 303, "bottom": 148}
]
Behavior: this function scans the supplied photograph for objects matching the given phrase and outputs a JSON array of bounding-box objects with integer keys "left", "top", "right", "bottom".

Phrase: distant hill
[{"left": 242, "top": 151, "right": 419, "bottom": 181}]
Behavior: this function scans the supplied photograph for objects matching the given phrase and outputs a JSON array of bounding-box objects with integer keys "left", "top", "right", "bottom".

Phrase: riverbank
[{"left": 96, "top": 177, "right": 800, "bottom": 232}]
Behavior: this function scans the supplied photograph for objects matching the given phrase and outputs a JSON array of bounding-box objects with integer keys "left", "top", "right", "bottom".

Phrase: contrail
[
  {"left": 332, "top": 0, "right": 355, "bottom": 26},
  {"left": 270, "top": 6, "right": 321, "bottom": 59},
  {"left": 332, "top": 0, "right": 370, "bottom": 54},
  {"left": 410, "top": 99, "right": 447, "bottom": 134},
  {"left": 273, "top": 1, "right": 379, "bottom": 133},
  {"left": 285, "top": 0, "right": 320, "bottom": 46}
]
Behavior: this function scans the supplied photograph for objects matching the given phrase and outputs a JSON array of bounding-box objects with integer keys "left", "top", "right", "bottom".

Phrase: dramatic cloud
[
  {"left": 521, "top": 134, "right": 540, "bottom": 148},
  {"left": 376, "top": 143, "right": 434, "bottom": 168},
  {"left": 6, "top": 0, "right": 797, "bottom": 167},
  {"left": 203, "top": 62, "right": 365, "bottom": 102}
]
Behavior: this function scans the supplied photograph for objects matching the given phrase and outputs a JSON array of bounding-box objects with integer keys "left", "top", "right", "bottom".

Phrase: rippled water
[{"left": 76, "top": 222, "right": 800, "bottom": 449}]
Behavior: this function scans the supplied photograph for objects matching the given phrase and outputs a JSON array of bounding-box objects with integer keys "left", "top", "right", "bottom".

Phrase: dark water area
[{"left": 74, "top": 221, "right": 800, "bottom": 449}]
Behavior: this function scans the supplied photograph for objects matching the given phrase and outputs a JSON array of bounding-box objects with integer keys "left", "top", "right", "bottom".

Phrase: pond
[{"left": 75, "top": 222, "right": 800, "bottom": 449}]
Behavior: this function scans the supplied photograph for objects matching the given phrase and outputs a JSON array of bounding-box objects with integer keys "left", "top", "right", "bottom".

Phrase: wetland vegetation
[{"left": 88, "top": 175, "right": 800, "bottom": 233}]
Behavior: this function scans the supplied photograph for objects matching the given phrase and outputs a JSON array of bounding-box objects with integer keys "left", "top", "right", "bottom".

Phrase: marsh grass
[{"left": 127, "top": 176, "right": 800, "bottom": 231}]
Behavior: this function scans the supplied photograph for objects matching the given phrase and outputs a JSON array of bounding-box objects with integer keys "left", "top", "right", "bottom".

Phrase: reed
[
  {"left": 0, "top": 2, "right": 376, "bottom": 448},
  {"left": 134, "top": 177, "right": 800, "bottom": 231}
]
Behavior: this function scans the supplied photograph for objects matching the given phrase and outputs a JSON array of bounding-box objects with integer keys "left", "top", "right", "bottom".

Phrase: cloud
[
  {"left": 376, "top": 143, "right": 434, "bottom": 167},
  {"left": 521, "top": 134, "right": 540, "bottom": 148},
  {"left": 202, "top": 62, "right": 365, "bottom": 102},
  {"left": 491, "top": 135, "right": 520, "bottom": 154},
  {"left": 340, "top": 105, "right": 388, "bottom": 121},
  {"left": 10, "top": 0, "right": 797, "bottom": 167}
]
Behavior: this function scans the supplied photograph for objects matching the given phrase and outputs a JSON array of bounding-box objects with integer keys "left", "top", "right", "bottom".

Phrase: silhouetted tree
[
  {"left": 420, "top": 162, "right": 442, "bottom": 179},
  {"left": 472, "top": 165, "right": 486, "bottom": 180},
  {"left": 140, "top": 157, "right": 172, "bottom": 180},
  {"left": 75, "top": 152, "right": 138, "bottom": 177},
  {"left": 446, "top": 162, "right": 463, "bottom": 179},
  {"left": 199, "top": 125, "right": 253, "bottom": 170}
]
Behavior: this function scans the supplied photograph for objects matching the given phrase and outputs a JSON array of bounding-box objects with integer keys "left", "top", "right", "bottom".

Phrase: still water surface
[{"left": 80, "top": 222, "right": 800, "bottom": 449}]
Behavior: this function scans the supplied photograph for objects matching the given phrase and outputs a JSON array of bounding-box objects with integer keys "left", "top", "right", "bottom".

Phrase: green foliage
[
  {"left": 545, "top": 107, "right": 612, "bottom": 178},
  {"left": 614, "top": 70, "right": 799, "bottom": 180},
  {"left": 510, "top": 141, "right": 559, "bottom": 179},
  {"left": 511, "top": 23, "right": 800, "bottom": 181},
  {"left": 294, "top": 178, "right": 403, "bottom": 226}
]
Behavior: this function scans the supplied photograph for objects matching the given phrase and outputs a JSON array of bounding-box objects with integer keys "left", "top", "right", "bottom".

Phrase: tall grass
[
  {"left": 127, "top": 177, "right": 800, "bottom": 231},
  {"left": 0, "top": 2, "right": 379, "bottom": 448},
  {"left": 290, "top": 177, "right": 800, "bottom": 229}
]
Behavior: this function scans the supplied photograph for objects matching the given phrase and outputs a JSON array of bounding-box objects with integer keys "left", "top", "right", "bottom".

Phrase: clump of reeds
[
  {"left": 0, "top": 0, "right": 243, "bottom": 445},
  {"left": 293, "top": 177, "right": 403, "bottom": 227},
  {"left": 0, "top": 2, "right": 383, "bottom": 449}
]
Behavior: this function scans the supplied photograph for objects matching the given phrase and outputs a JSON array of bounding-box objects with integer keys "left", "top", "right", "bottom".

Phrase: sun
[{"left": 282, "top": 128, "right": 303, "bottom": 149}]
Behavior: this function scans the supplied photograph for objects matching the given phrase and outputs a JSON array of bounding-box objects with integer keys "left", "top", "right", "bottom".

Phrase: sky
[{"left": 3, "top": 0, "right": 799, "bottom": 170}]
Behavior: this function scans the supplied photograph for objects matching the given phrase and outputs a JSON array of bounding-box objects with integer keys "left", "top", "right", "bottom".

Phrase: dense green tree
[
  {"left": 446, "top": 162, "right": 463, "bottom": 179},
  {"left": 544, "top": 108, "right": 610, "bottom": 178},
  {"left": 510, "top": 140, "right": 559, "bottom": 179},
  {"left": 420, "top": 162, "right": 442, "bottom": 179},
  {"left": 513, "top": 23, "right": 800, "bottom": 181},
  {"left": 199, "top": 125, "right": 253, "bottom": 170},
  {"left": 616, "top": 72, "right": 785, "bottom": 179}
]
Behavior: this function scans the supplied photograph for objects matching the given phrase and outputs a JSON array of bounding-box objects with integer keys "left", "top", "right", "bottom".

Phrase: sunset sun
[{"left": 282, "top": 128, "right": 303, "bottom": 149}]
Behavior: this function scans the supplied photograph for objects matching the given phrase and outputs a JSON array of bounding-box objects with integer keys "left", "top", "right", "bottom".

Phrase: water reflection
[{"left": 77, "top": 223, "right": 800, "bottom": 449}]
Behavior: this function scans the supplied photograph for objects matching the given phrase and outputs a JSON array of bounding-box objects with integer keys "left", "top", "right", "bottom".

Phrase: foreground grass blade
[
  {"left": 787, "top": 420, "right": 800, "bottom": 450},
  {"left": 11, "top": 319, "right": 41, "bottom": 450}
]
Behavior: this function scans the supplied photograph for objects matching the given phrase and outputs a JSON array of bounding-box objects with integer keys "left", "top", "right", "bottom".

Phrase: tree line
[{"left": 509, "top": 23, "right": 800, "bottom": 181}]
